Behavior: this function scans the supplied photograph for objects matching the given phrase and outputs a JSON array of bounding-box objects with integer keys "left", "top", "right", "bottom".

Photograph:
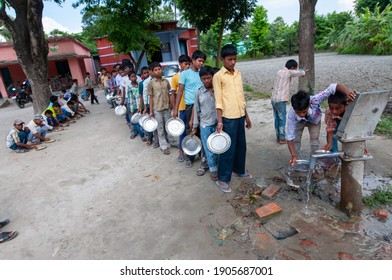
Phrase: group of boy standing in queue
[
  {"left": 6, "top": 43, "right": 357, "bottom": 194},
  {"left": 98, "top": 45, "right": 251, "bottom": 193},
  {"left": 98, "top": 44, "right": 357, "bottom": 193}
]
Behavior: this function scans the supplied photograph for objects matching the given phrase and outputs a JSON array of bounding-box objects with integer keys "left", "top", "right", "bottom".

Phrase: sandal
[
  {"left": 146, "top": 141, "right": 152, "bottom": 146},
  {"left": 196, "top": 167, "right": 207, "bottom": 176},
  {"left": 45, "top": 139, "right": 56, "bottom": 143},
  {"left": 130, "top": 134, "right": 136, "bottom": 139},
  {"left": 153, "top": 143, "right": 159, "bottom": 149},
  {"left": 232, "top": 171, "right": 253, "bottom": 179},
  {"left": 0, "top": 219, "right": 10, "bottom": 229},
  {"left": 163, "top": 148, "right": 170, "bottom": 155},
  {"left": 210, "top": 171, "right": 218, "bottom": 181},
  {"left": 215, "top": 181, "right": 231, "bottom": 193},
  {"left": 0, "top": 231, "right": 18, "bottom": 244},
  {"left": 184, "top": 159, "right": 193, "bottom": 168},
  {"left": 177, "top": 154, "right": 185, "bottom": 162}
]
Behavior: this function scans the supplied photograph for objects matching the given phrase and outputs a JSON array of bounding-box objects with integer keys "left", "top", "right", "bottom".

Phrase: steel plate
[
  {"left": 142, "top": 117, "right": 158, "bottom": 132},
  {"left": 166, "top": 118, "right": 185, "bottom": 137},
  {"left": 207, "top": 131, "right": 231, "bottom": 154},
  {"left": 181, "top": 135, "right": 202, "bottom": 156}
]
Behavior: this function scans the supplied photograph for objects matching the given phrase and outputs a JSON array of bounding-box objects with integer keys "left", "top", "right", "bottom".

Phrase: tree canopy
[
  {"left": 176, "top": 0, "right": 256, "bottom": 66},
  {"left": 354, "top": 0, "right": 392, "bottom": 15},
  {"left": 74, "top": 0, "right": 163, "bottom": 70}
]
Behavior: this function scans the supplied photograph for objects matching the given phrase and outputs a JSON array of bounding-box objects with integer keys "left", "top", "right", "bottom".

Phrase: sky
[{"left": 41, "top": 0, "right": 356, "bottom": 34}]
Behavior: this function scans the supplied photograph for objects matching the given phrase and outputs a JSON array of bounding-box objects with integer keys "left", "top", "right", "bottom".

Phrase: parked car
[{"left": 161, "top": 61, "right": 180, "bottom": 86}]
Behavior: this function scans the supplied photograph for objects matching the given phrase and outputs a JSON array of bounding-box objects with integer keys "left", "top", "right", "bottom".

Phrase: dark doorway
[
  {"left": 55, "top": 60, "right": 71, "bottom": 76},
  {"left": 179, "top": 40, "right": 188, "bottom": 56},
  {"left": 150, "top": 49, "right": 163, "bottom": 63},
  {"left": 0, "top": 67, "right": 13, "bottom": 88}
]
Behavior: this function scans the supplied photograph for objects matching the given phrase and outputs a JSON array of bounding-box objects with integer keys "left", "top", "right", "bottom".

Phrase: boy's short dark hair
[
  {"left": 72, "top": 79, "right": 78, "bottom": 83},
  {"left": 149, "top": 62, "right": 161, "bottom": 71},
  {"left": 291, "top": 90, "right": 310, "bottom": 111},
  {"left": 50, "top": 95, "right": 58, "bottom": 103},
  {"left": 111, "top": 70, "right": 117, "bottom": 74},
  {"left": 86, "top": 72, "right": 90, "bottom": 75},
  {"left": 328, "top": 90, "right": 348, "bottom": 105},
  {"left": 61, "top": 89, "right": 66, "bottom": 93},
  {"left": 179, "top": 54, "right": 192, "bottom": 63},
  {"left": 140, "top": 66, "right": 149, "bottom": 72},
  {"left": 70, "top": 94, "right": 78, "bottom": 101},
  {"left": 199, "top": 66, "right": 215, "bottom": 78},
  {"left": 53, "top": 102, "right": 61, "bottom": 108},
  {"left": 285, "top": 59, "right": 298, "bottom": 69},
  {"left": 192, "top": 50, "right": 206, "bottom": 61},
  {"left": 67, "top": 101, "right": 73, "bottom": 106},
  {"left": 128, "top": 70, "right": 136, "bottom": 77},
  {"left": 100, "top": 67, "right": 107, "bottom": 72},
  {"left": 221, "top": 44, "right": 237, "bottom": 58},
  {"left": 44, "top": 109, "right": 53, "bottom": 115}
]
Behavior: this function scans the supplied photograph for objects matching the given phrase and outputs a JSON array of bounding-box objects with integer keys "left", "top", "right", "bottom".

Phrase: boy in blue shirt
[{"left": 173, "top": 50, "right": 206, "bottom": 167}]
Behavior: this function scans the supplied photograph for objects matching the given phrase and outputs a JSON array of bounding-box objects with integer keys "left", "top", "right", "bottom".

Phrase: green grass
[
  {"left": 363, "top": 185, "right": 392, "bottom": 207},
  {"left": 374, "top": 114, "right": 392, "bottom": 138},
  {"left": 243, "top": 84, "right": 270, "bottom": 100}
]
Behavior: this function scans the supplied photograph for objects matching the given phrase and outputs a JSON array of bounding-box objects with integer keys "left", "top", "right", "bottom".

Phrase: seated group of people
[{"left": 5, "top": 90, "right": 90, "bottom": 153}]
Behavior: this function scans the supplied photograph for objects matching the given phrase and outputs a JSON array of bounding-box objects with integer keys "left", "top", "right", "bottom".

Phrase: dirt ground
[{"left": 0, "top": 54, "right": 391, "bottom": 260}]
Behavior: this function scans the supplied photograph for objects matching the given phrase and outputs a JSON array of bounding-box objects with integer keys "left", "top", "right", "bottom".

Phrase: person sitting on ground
[
  {"left": 63, "top": 89, "right": 72, "bottom": 101},
  {"left": 70, "top": 79, "right": 79, "bottom": 96},
  {"left": 5, "top": 119, "right": 37, "bottom": 152},
  {"left": 0, "top": 219, "right": 18, "bottom": 244},
  {"left": 70, "top": 93, "right": 90, "bottom": 114},
  {"left": 26, "top": 114, "right": 53, "bottom": 143},
  {"left": 271, "top": 59, "right": 306, "bottom": 144},
  {"left": 41, "top": 110, "right": 54, "bottom": 131},
  {"left": 286, "top": 84, "right": 356, "bottom": 165},
  {"left": 52, "top": 102, "right": 71, "bottom": 124},
  {"left": 191, "top": 66, "right": 218, "bottom": 181},
  {"left": 50, "top": 94, "right": 75, "bottom": 118}
]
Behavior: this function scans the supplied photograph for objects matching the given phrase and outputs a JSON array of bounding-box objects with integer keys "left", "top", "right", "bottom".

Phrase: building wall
[
  {"left": 0, "top": 37, "right": 94, "bottom": 97},
  {"left": 96, "top": 37, "right": 131, "bottom": 72}
]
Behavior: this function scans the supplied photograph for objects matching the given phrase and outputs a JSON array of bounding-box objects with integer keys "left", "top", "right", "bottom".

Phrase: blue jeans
[
  {"left": 125, "top": 101, "right": 131, "bottom": 124},
  {"left": 48, "top": 117, "right": 58, "bottom": 127},
  {"left": 218, "top": 117, "right": 247, "bottom": 183},
  {"left": 27, "top": 126, "right": 48, "bottom": 143},
  {"left": 9, "top": 130, "right": 28, "bottom": 150},
  {"left": 57, "top": 113, "right": 66, "bottom": 122},
  {"left": 130, "top": 109, "right": 144, "bottom": 138},
  {"left": 200, "top": 124, "right": 217, "bottom": 172},
  {"left": 271, "top": 101, "right": 287, "bottom": 140},
  {"left": 330, "top": 119, "right": 341, "bottom": 152},
  {"left": 178, "top": 110, "right": 187, "bottom": 150}
]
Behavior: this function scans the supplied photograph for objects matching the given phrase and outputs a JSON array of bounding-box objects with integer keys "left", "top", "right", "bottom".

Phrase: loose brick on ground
[
  {"left": 261, "top": 184, "right": 281, "bottom": 200},
  {"left": 255, "top": 203, "right": 282, "bottom": 223}
]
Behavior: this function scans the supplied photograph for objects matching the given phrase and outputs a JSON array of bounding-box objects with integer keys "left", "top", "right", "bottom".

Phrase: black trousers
[{"left": 87, "top": 88, "right": 98, "bottom": 104}]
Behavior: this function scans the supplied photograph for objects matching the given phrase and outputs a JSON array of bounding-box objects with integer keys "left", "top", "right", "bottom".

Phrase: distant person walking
[{"left": 85, "top": 72, "right": 99, "bottom": 104}]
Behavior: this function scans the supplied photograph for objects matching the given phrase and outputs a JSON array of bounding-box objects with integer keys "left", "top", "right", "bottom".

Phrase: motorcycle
[{"left": 15, "top": 85, "right": 33, "bottom": 108}]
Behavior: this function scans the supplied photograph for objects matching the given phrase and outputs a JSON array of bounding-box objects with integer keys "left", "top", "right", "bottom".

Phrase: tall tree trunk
[
  {"left": 196, "top": 28, "right": 201, "bottom": 50},
  {"left": 298, "top": 0, "right": 317, "bottom": 93},
  {"left": 0, "top": 0, "right": 51, "bottom": 113},
  {"left": 215, "top": 19, "right": 225, "bottom": 68},
  {"left": 134, "top": 49, "right": 146, "bottom": 73}
]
